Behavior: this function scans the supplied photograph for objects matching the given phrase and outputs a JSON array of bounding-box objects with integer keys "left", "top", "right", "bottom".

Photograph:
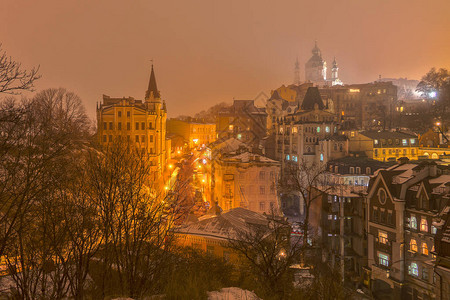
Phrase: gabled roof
[
  {"left": 269, "top": 90, "right": 282, "bottom": 100},
  {"left": 300, "top": 87, "right": 324, "bottom": 110}
]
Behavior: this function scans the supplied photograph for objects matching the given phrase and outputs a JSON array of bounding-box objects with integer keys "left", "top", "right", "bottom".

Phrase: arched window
[
  {"left": 422, "top": 242, "right": 428, "bottom": 255},
  {"left": 410, "top": 216, "right": 417, "bottom": 229},
  {"left": 420, "top": 218, "right": 428, "bottom": 232},
  {"left": 409, "top": 263, "right": 419, "bottom": 276},
  {"left": 410, "top": 239, "right": 418, "bottom": 252},
  {"left": 320, "top": 153, "right": 324, "bottom": 162}
]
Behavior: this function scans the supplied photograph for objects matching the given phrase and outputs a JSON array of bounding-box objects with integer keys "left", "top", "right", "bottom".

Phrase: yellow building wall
[
  {"left": 213, "top": 160, "right": 280, "bottom": 214},
  {"left": 275, "top": 85, "right": 297, "bottom": 102},
  {"left": 97, "top": 99, "right": 168, "bottom": 180},
  {"left": 167, "top": 119, "right": 216, "bottom": 148}
]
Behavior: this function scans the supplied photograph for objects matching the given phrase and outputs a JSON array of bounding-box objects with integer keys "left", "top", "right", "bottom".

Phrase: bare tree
[
  {"left": 86, "top": 137, "right": 184, "bottom": 298},
  {"left": 227, "top": 212, "right": 302, "bottom": 299},
  {"left": 0, "top": 44, "right": 40, "bottom": 95},
  {"left": 280, "top": 159, "right": 334, "bottom": 262},
  {"left": 0, "top": 88, "right": 91, "bottom": 299}
]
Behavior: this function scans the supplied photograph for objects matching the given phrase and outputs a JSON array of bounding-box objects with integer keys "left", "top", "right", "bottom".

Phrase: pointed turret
[
  {"left": 312, "top": 40, "right": 321, "bottom": 57},
  {"left": 145, "top": 64, "right": 160, "bottom": 100}
]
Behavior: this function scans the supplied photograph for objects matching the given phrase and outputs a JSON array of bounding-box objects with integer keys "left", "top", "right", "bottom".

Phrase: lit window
[
  {"left": 409, "top": 263, "right": 419, "bottom": 276},
  {"left": 410, "top": 239, "right": 418, "bottom": 252},
  {"left": 229, "top": 125, "right": 233, "bottom": 131},
  {"left": 328, "top": 215, "right": 332, "bottom": 220},
  {"left": 325, "top": 126, "right": 330, "bottom": 133},
  {"left": 422, "top": 242, "right": 428, "bottom": 255},
  {"left": 286, "top": 154, "right": 290, "bottom": 161},
  {"left": 410, "top": 216, "right": 417, "bottom": 229},
  {"left": 320, "top": 154, "right": 324, "bottom": 162},
  {"left": 378, "top": 231, "right": 388, "bottom": 244},
  {"left": 374, "top": 139, "right": 379, "bottom": 145},
  {"left": 410, "top": 139, "right": 415, "bottom": 144},
  {"left": 402, "top": 139, "right": 407, "bottom": 146},
  {"left": 420, "top": 218, "right": 428, "bottom": 232},
  {"left": 378, "top": 253, "right": 389, "bottom": 267},
  {"left": 317, "top": 127, "right": 320, "bottom": 133}
]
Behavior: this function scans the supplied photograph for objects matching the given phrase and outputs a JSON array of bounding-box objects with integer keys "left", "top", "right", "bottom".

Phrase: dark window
[
  {"left": 127, "top": 122, "right": 131, "bottom": 130},
  {"left": 102, "top": 135, "right": 106, "bottom": 142},
  {"left": 118, "top": 111, "right": 122, "bottom": 117},
  {"left": 380, "top": 210, "right": 386, "bottom": 223},
  {"left": 135, "top": 122, "right": 139, "bottom": 130},
  {"left": 109, "top": 135, "right": 112, "bottom": 142},
  {"left": 373, "top": 209, "right": 378, "bottom": 222},
  {"left": 135, "top": 135, "right": 139, "bottom": 142},
  {"left": 149, "top": 122, "right": 153, "bottom": 129},
  {"left": 127, "top": 111, "right": 130, "bottom": 117},
  {"left": 141, "top": 122, "right": 145, "bottom": 129},
  {"left": 103, "top": 122, "right": 107, "bottom": 130},
  {"left": 150, "top": 135, "right": 153, "bottom": 142},
  {"left": 387, "top": 212, "right": 393, "bottom": 225},
  {"left": 109, "top": 122, "right": 113, "bottom": 130},
  {"left": 118, "top": 122, "right": 122, "bottom": 130}
]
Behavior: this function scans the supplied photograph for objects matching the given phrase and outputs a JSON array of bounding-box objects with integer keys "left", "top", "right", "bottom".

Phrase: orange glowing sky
[{"left": 2, "top": 0, "right": 450, "bottom": 118}]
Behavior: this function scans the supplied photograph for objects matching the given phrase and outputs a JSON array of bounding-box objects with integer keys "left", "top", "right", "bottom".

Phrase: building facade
[
  {"left": 275, "top": 87, "right": 342, "bottom": 166},
  {"left": 96, "top": 65, "right": 169, "bottom": 180},
  {"left": 217, "top": 100, "right": 267, "bottom": 149},
  {"left": 365, "top": 160, "right": 450, "bottom": 299},
  {"left": 349, "top": 131, "right": 419, "bottom": 162},
  {"left": 213, "top": 151, "right": 281, "bottom": 215},
  {"left": 167, "top": 118, "right": 216, "bottom": 149}
]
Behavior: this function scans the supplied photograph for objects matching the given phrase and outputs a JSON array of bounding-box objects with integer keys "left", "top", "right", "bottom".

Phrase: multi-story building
[
  {"left": 212, "top": 151, "right": 281, "bottom": 215},
  {"left": 348, "top": 131, "right": 419, "bottom": 162},
  {"left": 366, "top": 159, "right": 450, "bottom": 299},
  {"left": 309, "top": 155, "right": 392, "bottom": 288},
  {"left": 217, "top": 100, "right": 267, "bottom": 149},
  {"left": 167, "top": 118, "right": 216, "bottom": 149},
  {"left": 434, "top": 207, "right": 450, "bottom": 300},
  {"left": 318, "top": 81, "right": 398, "bottom": 130},
  {"left": 275, "top": 87, "right": 341, "bottom": 166},
  {"left": 96, "top": 65, "right": 169, "bottom": 180}
]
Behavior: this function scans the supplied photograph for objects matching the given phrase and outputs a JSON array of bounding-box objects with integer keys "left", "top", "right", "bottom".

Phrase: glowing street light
[{"left": 429, "top": 91, "right": 437, "bottom": 98}]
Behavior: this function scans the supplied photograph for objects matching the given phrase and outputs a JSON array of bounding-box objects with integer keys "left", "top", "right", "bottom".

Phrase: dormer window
[
  {"left": 366, "top": 167, "right": 371, "bottom": 174},
  {"left": 350, "top": 167, "right": 355, "bottom": 174}
]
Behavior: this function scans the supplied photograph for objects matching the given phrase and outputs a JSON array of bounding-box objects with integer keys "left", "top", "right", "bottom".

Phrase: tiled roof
[{"left": 175, "top": 207, "right": 270, "bottom": 240}]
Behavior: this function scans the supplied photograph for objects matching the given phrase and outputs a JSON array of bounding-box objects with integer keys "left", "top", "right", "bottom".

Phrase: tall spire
[
  {"left": 145, "top": 64, "right": 160, "bottom": 100},
  {"left": 294, "top": 57, "right": 300, "bottom": 85}
]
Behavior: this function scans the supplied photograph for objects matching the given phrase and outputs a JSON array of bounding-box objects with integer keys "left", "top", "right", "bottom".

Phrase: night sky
[{"left": 2, "top": 0, "right": 450, "bottom": 118}]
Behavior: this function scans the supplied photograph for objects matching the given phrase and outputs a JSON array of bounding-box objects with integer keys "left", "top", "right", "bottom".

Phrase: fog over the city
[{"left": 1, "top": 0, "right": 449, "bottom": 118}]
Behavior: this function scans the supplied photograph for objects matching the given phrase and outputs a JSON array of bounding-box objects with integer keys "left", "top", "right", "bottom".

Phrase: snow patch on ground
[{"left": 207, "top": 287, "right": 261, "bottom": 300}]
